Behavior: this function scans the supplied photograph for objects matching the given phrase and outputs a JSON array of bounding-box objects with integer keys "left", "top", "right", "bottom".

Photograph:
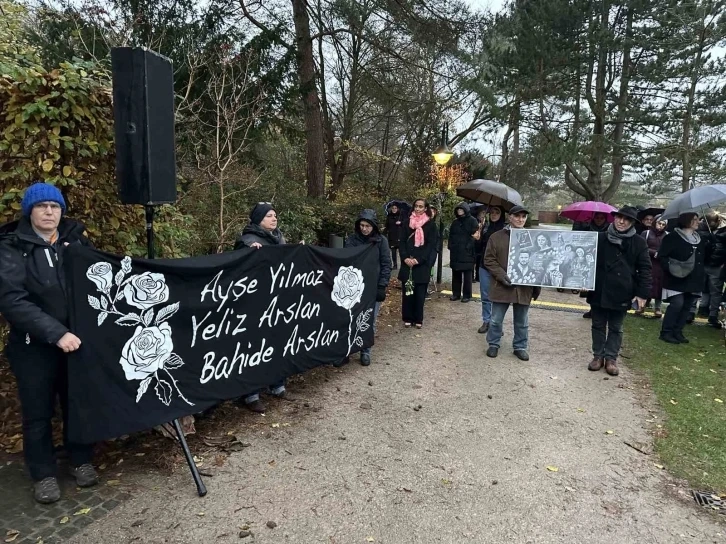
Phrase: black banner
[{"left": 65, "top": 244, "right": 378, "bottom": 443}]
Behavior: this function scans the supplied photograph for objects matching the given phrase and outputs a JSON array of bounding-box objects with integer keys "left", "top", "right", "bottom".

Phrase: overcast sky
[{"left": 465, "top": 0, "right": 507, "bottom": 13}]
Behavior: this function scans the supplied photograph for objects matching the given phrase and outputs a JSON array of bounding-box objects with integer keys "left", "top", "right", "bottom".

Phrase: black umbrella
[
  {"left": 384, "top": 200, "right": 411, "bottom": 215},
  {"left": 455, "top": 179, "right": 523, "bottom": 211},
  {"left": 637, "top": 207, "right": 665, "bottom": 221}
]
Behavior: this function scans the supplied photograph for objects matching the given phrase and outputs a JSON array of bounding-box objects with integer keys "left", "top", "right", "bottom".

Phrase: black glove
[
  {"left": 501, "top": 275, "right": 513, "bottom": 287},
  {"left": 376, "top": 286, "right": 387, "bottom": 302},
  {"left": 532, "top": 287, "right": 541, "bottom": 301}
]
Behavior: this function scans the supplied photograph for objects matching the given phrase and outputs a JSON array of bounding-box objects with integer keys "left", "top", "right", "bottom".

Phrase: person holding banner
[
  {"left": 234, "top": 202, "right": 290, "bottom": 413},
  {"left": 586, "top": 206, "right": 651, "bottom": 376},
  {"left": 483, "top": 205, "right": 540, "bottom": 361},
  {"left": 0, "top": 182, "right": 98, "bottom": 504},
  {"left": 343, "top": 209, "right": 392, "bottom": 365},
  {"left": 399, "top": 199, "right": 437, "bottom": 328}
]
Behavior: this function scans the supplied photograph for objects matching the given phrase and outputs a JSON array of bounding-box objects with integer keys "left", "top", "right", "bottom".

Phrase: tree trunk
[
  {"left": 682, "top": 23, "right": 707, "bottom": 192},
  {"left": 292, "top": 0, "right": 325, "bottom": 198}
]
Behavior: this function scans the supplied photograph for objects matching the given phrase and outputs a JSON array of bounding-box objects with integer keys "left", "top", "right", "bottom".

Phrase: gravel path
[{"left": 70, "top": 292, "right": 725, "bottom": 544}]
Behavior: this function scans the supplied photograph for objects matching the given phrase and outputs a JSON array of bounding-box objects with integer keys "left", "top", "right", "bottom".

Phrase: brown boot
[
  {"left": 604, "top": 359, "right": 619, "bottom": 376},
  {"left": 588, "top": 357, "right": 604, "bottom": 371}
]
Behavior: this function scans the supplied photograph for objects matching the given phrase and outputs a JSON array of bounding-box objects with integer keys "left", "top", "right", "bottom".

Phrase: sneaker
[
  {"left": 477, "top": 322, "right": 489, "bottom": 334},
  {"left": 34, "top": 477, "right": 61, "bottom": 504},
  {"left": 486, "top": 346, "right": 498, "bottom": 358},
  {"left": 582, "top": 311, "right": 592, "bottom": 319},
  {"left": 604, "top": 359, "right": 619, "bottom": 376},
  {"left": 71, "top": 464, "right": 99, "bottom": 488},
  {"left": 513, "top": 350, "right": 529, "bottom": 361},
  {"left": 708, "top": 317, "right": 723, "bottom": 329},
  {"left": 360, "top": 353, "right": 371, "bottom": 366},
  {"left": 246, "top": 399, "right": 267, "bottom": 413},
  {"left": 588, "top": 357, "right": 604, "bottom": 371},
  {"left": 659, "top": 333, "right": 680, "bottom": 344}
]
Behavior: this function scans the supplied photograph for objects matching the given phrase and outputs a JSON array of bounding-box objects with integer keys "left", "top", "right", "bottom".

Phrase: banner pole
[{"left": 145, "top": 204, "right": 207, "bottom": 497}]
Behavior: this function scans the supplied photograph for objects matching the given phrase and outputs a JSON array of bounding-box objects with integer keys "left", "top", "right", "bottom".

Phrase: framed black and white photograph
[{"left": 506, "top": 229, "right": 599, "bottom": 290}]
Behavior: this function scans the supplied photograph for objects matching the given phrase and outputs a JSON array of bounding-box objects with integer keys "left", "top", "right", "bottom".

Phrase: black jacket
[
  {"left": 0, "top": 217, "right": 91, "bottom": 345},
  {"left": 234, "top": 224, "right": 286, "bottom": 249},
  {"left": 398, "top": 216, "right": 437, "bottom": 284},
  {"left": 448, "top": 203, "right": 479, "bottom": 271},
  {"left": 477, "top": 216, "right": 505, "bottom": 257},
  {"left": 658, "top": 230, "right": 706, "bottom": 293},
  {"left": 345, "top": 210, "right": 392, "bottom": 288},
  {"left": 701, "top": 226, "right": 726, "bottom": 268},
  {"left": 385, "top": 211, "right": 405, "bottom": 249},
  {"left": 587, "top": 231, "right": 652, "bottom": 311},
  {"left": 575, "top": 220, "right": 609, "bottom": 233}
]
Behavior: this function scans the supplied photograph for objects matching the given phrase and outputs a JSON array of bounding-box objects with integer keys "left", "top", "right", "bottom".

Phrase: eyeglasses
[{"left": 33, "top": 202, "right": 62, "bottom": 211}]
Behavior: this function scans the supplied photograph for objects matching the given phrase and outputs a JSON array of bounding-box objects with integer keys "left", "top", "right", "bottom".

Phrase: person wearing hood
[
  {"left": 385, "top": 203, "right": 405, "bottom": 269},
  {"left": 483, "top": 205, "right": 540, "bottom": 361},
  {"left": 638, "top": 214, "right": 668, "bottom": 318},
  {"left": 0, "top": 182, "right": 99, "bottom": 504},
  {"left": 234, "top": 202, "right": 289, "bottom": 412},
  {"left": 586, "top": 207, "right": 651, "bottom": 377},
  {"left": 448, "top": 202, "right": 480, "bottom": 302},
  {"left": 658, "top": 212, "right": 706, "bottom": 344},
  {"left": 477, "top": 206, "right": 505, "bottom": 334},
  {"left": 343, "top": 210, "right": 392, "bottom": 366}
]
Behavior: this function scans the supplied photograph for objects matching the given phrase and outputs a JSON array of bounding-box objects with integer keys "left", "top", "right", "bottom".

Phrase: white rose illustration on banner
[
  {"left": 331, "top": 266, "right": 371, "bottom": 355},
  {"left": 86, "top": 256, "right": 192, "bottom": 407}
]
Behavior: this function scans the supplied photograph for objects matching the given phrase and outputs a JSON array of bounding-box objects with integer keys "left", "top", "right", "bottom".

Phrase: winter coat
[
  {"left": 385, "top": 212, "right": 405, "bottom": 249},
  {"left": 576, "top": 220, "right": 609, "bottom": 233},
  {"left": 345, "top": 210, "right": 392, "bottom": 288},
  {"left": 234, "top": 224, "right": 286, "bottom": 249},
  {"left": 398, "top": 216, "right": 437, "bottom": 284},
  {"left": 448, "top": 203, "right": 479, "bottom": 271},
  {"left": 0, "top": 217, "right": 92, "bottom": 346},
  {"left": 702, "top": 227, "right": 726, "bottom": 268},
  {"left": 477, "top": 216, "right": 505, "bottom": 257},
  {"left": 483, "top": 228, "right": 535, "bottom": 305},
  {"left": 587, "top": 231, "right": 651, "bottom": 311},
  {"left": 658, "top": 230, "right": 706, "bottom": 294},
  {"left": 643, "top": 228, "right": 667, "bottom": 299}
]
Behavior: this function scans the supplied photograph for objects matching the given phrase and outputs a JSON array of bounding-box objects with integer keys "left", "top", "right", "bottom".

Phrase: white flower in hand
[
  {"left": 123, "top": 272, "right": 169, "bottom": 310},
  {"left": 120, "top": 324, "right": 173, "bottom": 380},
  {"left": 86, "top": 262, "right": 113, "bottom": 292}
]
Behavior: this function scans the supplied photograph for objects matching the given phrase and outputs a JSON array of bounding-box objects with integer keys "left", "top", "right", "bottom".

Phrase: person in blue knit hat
[{"left": 0, "top": 182, "right": 99, "bottom": 504}]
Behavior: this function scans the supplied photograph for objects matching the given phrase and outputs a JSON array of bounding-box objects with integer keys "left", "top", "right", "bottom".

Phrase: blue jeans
[
  {"left": 361, "top": 302, "right": 382, "bottom": 356},
  {"left": 479, "top": 267, "right": 492, "bottom": 323},
  {"left": 486, "top": 302, "right": 529, "bottom": 351}
]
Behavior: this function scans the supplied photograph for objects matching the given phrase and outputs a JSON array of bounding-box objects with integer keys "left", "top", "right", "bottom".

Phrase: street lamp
[{"left": 433, "top": 122, "right": 453, "bottom": 285}]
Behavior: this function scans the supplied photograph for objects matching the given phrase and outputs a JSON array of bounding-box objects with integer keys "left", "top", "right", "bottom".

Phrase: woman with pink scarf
[{"left": 398, "top": 198, "right": 437, "bottom": 328}]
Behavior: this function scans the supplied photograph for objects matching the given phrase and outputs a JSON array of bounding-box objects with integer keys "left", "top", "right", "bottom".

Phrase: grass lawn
[{"left": 623, "top": 316, "right": 726, "bottom": 492}]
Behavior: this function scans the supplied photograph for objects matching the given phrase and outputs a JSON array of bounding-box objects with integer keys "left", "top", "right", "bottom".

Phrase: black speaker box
[{"left": 111, "top": 47, "right": 177, "bottom": 205}]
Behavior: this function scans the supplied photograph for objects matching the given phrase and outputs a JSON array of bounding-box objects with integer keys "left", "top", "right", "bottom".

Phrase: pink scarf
[{"left": 409, "top": 212, "right": 430, "bottom": 247}]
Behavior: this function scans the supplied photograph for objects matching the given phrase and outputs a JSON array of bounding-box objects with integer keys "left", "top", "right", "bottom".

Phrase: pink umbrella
[{"left": 560, "top": 201, "right": 617, "bottom": 223}]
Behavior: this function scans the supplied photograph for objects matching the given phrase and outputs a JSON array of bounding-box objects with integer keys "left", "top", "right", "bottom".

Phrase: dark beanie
[{"left": 249, "top": 202, "right": 275, "bottom": 225}]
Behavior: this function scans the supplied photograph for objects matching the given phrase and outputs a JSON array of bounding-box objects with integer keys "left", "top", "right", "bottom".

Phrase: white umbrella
[
  {"left": 662, "top": 184, "right": 726, "bottom": 220},
  {"left": 455, "top": 179, "right": 523, "bottom": 211}
]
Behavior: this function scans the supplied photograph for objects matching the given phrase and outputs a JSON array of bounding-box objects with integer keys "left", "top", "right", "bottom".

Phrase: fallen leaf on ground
[
  {"left": 59, "top": 517, "right": 70, "bottom": 525},
  {"left": 366, "top": 538, "right": 375, "bottom": 542},
  {"left": 654, "top": 464, "right": 664, "bottom": 469},
  {"left": 669, "top": 399, "right": 678, "bottom": 405},
  {"left": 74, "top": 508, "right": 91, "bottom": 516},
  {"left": 672, "top": 366, "right": 681, "bottom": 371},
  {"left": 576, "top": 408, "right": 585, "bottom": 413},
  {"left": 197, "top": 512, "right": 205, "bottom": 517},
  {"left": 715, "top": 399, "right": 723, "bottom": 403},
  {"left": 271, "top": 423, "right": 280, "bottom": 428},
  {"left": 605, "top": 430, "right": 614, "bottom": 435},
  {"left": 5, "top": 530, "right": 20, "bottom": 543},
  {"left": 546, "top": 466, "right": 559, "bottom": 472},
  {"left": 441, "top": 478, "right": 452, "bottom": 484},
  {"left": 106, "top": 480, "right": 121, "bottom": 486}
]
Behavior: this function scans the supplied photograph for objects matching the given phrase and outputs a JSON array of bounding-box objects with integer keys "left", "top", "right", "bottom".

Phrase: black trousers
[
  {"left": 390, "top": 246, "right": 399, "bottom": 269},
  {"left": 591, "top": 306, "right": 626, "bottom": 361},
  {"left": 402, "top": 283, "right": 428, "bottom": 325},
  {"left": 474, "top": 256, "right": 482, "bottom": 280},
  {"left": 8, "top": 340, "right": 93, "bottom": 481},
  {"left": 662, "top": 293, "right": 699, "bottom": 337},
  {"left": 451, "top": 269, "right": 473, "bottom": 299}
]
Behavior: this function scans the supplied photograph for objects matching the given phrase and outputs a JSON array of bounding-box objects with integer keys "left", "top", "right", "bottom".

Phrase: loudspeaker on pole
[{"left": 111, "top": 47, "right": 177, "bottom": 205}]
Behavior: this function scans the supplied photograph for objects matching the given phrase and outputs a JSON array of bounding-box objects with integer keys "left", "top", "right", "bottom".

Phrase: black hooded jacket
[
  {"left": 0, "top": 216, "right": 92, "bottom": 345},
  {"left": 448, "top": 202, "right": 479, "bottom": 271},
  {"left": 234, "top": 223, "right": 286, "bottom": 249},
  {"left": 385, "top": 209, "right": 405, "bottom": 249},
  {"left": 477, "top": 209, "right": 505, "bottom": 257},
  {"left": 345, "top": 209, "right": 392, "bottom": 288}
]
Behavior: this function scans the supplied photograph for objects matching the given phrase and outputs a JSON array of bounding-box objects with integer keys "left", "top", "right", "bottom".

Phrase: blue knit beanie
[{"left": 21, "top": 182, "right": 66, "bottom": 216}]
